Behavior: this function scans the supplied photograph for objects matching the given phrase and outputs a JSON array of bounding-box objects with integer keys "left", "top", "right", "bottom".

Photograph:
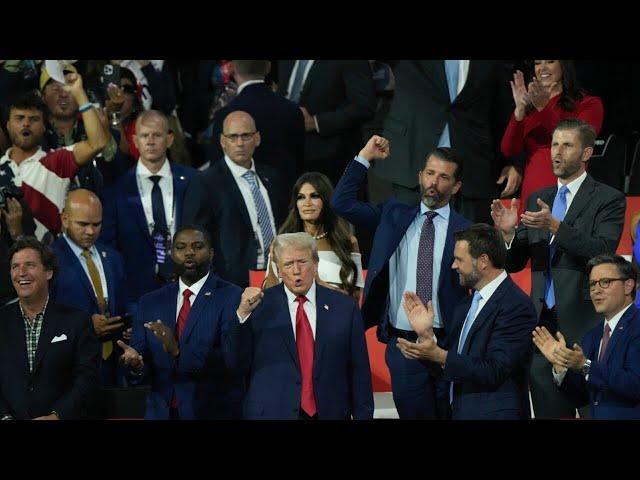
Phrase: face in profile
[
  {"left": 418, "top": 155, "right": 461, "bottom": 209},
  {"left": 276, "top": 247, "right": 318, "bottom": 296},
  {"left": 452, "top": 240, "right": 481, "bottom": 289},
  {"left": 296, "top": 182, "right": 324, "bottom": 223}
]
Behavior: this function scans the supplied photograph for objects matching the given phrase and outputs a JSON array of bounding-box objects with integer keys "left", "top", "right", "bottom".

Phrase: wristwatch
[{"left": 581, "top": 359, "right": 592, "bottom": 377}]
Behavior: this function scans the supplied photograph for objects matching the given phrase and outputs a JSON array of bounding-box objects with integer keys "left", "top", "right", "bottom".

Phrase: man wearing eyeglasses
[
  {"left": 183, "top": 110, "right": 286, "bottom": 287},
  {"left": 491, "top": 118, "right": 626, "bottom": 418},
  {"left": 532, "top": 254, "right": 640, "bottom": 419}
]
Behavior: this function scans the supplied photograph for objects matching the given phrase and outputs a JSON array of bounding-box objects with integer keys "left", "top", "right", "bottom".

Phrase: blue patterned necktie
[
  {"left": 289, "top": 60, "right": 309, "bottom": 103},
  {"left": 242, "top": 170, "right": 274, "bottom": 265},
  {"left": 544, "top": 185, "right": 569, "bottom": 308},
  {"left": 451, "top": 290, "right": 482, "bottom": 404},
  {"left": 416, "top": 211, "right": 438, "bottom": 306}
]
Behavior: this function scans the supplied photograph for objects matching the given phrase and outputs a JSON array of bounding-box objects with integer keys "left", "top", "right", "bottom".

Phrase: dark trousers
[{"left": 385, "top": 327, "right": 447, "bottom": 420}]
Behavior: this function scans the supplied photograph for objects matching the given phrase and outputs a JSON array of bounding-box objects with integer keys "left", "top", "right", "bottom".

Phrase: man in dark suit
[
  {"left": 533, "top": 254, "right": 640, "bottom": 419},
  {"left": 0, "top": 237, "right": 99, "bottom": 420},
  {"left": 374, "top": 60, "right": 516, "bottom": 223},
  {"left": 331, "top": 135, "right": 472, "bottom": 419},
  {"left": 182, "top": 111, "right": 286, "bottom": 288},
  {"left": 118, "top": 225, "right": 244, "bottom": 419},
  {"left": 231, "top": 232, "right": 373, "bottom": 420},
  {"left": 50, "top": 189, "right": 127, "bottom": 388},
  {"left": 398, "top": 224, "right": 538, "bottom": 419},
  {"left": 100, "top": 110, "right": 196, "bottom": 311},
  {"left": 278, "top": 60, "right": 376, "bottom": 187},
  {"left": 206, "top": 60, "right": 305, "bottom": 194},
  {"left": 491, "top": 118, "right": 626, "bottom": 418}
]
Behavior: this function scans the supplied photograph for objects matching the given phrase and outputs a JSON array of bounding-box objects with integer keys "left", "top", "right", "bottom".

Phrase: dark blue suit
[
  {"left": 50, "top": 236, "right": 126, "bottom": 387},
  {"left": 129, "top": 273, "right": 245, "bottom": 420},
  {"left": 228, "top": 283, "right": 373, "bottom": 420},
  {"left": 442, "top": 275, "right": 538, "bottom": 420},
  {"left": 560, "top": 304, "right": 640, "bottom": 419},
  {"left": 331, "top": 158, "right": 472, "bottom": 418},
  {"left": 207, "top": 82, "right": 305, "bottom": 193},
  {"left": 100, "top": 162, "right": 196, "bottom": 310}
]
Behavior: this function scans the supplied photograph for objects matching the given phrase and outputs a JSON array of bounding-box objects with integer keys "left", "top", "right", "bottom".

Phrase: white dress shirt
[
  {"left": 63, "top": 234, "right": 109, "bottom": 304},
  {"left": 175, "top": 272, "right": 210, "bottom": 324},
  {"left": 136, "top": 159, "right": 175, "bottom": 236},
  {"left": 238, "top": 281, "right": 318, "bottom": 341},
  {"left": 553, "top": 302, "right": 631, "bottom": 385},
  {"left": 224, "top": 155, "right": 276, "bottom": 269}
]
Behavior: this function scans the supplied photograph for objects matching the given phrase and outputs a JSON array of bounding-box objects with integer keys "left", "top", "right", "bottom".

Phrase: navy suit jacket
[
  {"left": 561, "top": 304, "right": 640, "bottom": 419},
  {"left": 0, "top": 301, "right": 99, "bottom": 419},
  {"left": 441, "top": 276, "right": 538, "bottom": 420},
  {"left": 129, "top": 273, "right": 245, "bottom": 420},
  {"left": 100, "top": 161, "right": 196, "bottom": 309},
  {"left": 228, "top": 283, "right": 374, "bottom": 420},
  {"left": 207, "top": 82, "right": 305, "bottom": 193},
  {"left": 331, "top": 159, "right": 472, "bottom": 341},
  {"left": 182, "top": 159, "right": 286, "bottom": 288}
]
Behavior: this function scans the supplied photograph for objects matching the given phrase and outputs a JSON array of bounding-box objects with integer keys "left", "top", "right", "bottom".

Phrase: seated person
[{"left": 263, "top": 172, "right": 364, "bottom": 299}]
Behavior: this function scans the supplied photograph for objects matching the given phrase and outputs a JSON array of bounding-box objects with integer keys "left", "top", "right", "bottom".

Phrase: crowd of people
[{"left": 0, "top": 59, "right": 638, "bottom": 420}]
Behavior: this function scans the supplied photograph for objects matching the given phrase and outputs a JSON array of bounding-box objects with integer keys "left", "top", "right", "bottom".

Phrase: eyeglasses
[
  {"left": 588, "top": 277, "right": 627, "bottom": 290},
  {"left": 222, "top": 132, "right": 256, "bottom": 143}
]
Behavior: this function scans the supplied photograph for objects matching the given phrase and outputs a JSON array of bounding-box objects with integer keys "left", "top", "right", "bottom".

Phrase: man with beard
[
  {"left": 331, "top": 135, "right": 472, "bottom": 419},
  {"left": 118, "top": 225, "right": 245, "bottom": 419},
  {"left": 396, "top": 224, "right": 538, "bottom": 419},
  {"left": 491, "top": 119, "right": 625, "bottom": 418},
  {"left": 0, "top": 74, "right": 109, "bottom": 241}
]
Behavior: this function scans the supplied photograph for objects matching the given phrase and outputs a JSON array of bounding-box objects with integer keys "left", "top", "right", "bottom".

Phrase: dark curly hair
[{"left": 8, "top": 236, "right": 58, "bottom": 282}]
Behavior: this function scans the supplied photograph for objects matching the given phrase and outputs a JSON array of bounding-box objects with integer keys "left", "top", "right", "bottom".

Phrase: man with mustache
[
  {"left": 331, "top": 135, "right": 472, "bottom": 419},
  {"left": 118, "top": 225, "right": 245, "bottom": 419}
]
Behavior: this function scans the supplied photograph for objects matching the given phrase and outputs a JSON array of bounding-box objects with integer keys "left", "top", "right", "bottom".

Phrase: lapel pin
[
  {"left": 180, "top": 175, "right": 185, "bottom": 180},
  {"left": 205, "top": 292, "right": 212, "bottom": 296},
  {"left": 101, "top": 251, "right": 106, "bottom": 258},
  {"left": 324, "top": 304, "right": 329, "bottom": 310}
]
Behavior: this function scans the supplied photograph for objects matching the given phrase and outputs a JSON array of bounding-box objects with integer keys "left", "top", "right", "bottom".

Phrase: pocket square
[{"left": 51, "top": 334, "right": 67, "bottom": 343}]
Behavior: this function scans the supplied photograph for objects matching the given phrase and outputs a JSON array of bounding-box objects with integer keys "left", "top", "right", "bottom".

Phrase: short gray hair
[{"left": 272, "top": 232, "right": 319, "bottom": 264}]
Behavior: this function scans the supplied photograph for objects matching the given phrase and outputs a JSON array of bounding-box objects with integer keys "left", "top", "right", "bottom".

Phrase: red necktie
[
  {"left": 598, "top": 323, "right": 611, "bottom": 362},
  {"left": 176, "top": 289, "right": 193, "bottom": 340},
  {"left": 295, "top": 295, "right": 317, "bottom": 417},
  {"left": 170, "top": 288, "right": 192, "bottom": 411}
]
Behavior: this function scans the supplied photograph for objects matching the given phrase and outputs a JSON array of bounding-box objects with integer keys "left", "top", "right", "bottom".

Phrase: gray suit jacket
[{"left": 506, "top": 174, "right": 625, "bottom": 344}]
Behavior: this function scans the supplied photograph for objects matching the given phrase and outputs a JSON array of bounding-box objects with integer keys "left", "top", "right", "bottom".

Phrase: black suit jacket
[
  {"left": 207, "top": 82, "right": 305, "bottom": 193},
  {"left": 375, "top": 60, "right": 513, "bottom": 198},
  {"left": 278, "top": 60, "right": 376, "bottom": 185},
  {"left": 0, "top": 301, "right": 100, "bottom": 420},
  {"left": 507, "top": 175, "right": 626, "bottom": 344},
  {"left": 182, "top": 160, "right": 287, "bottom": 287}
]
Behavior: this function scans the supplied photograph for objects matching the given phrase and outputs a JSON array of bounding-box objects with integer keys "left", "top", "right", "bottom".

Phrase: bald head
[
  {"left": 62, "top": 189, "right": 103, "bottom": 249},
  {"left": 220, "top": 111, "right": 261, "bottom": 168}
]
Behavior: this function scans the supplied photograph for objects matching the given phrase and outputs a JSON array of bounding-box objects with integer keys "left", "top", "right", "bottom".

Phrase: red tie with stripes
[{"left": 296, "top": 295, "right": 317, "bottom": 417}]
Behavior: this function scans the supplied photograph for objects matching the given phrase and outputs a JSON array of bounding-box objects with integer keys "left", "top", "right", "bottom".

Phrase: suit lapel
[
  {"left": 255, "top": 165, "right": 280, "bottom": 222},
  {"left": 97, "top": 245, "right": 116, "bottom": 313},
  {"left": 390, "top": 205, "right": 421, "bottom": 254},
  {"left": 602, "top": 304, "right": 637, "bottom": 364},
  {"left": 439, "top": 209, "right": 463, "bottom": 291},
  {"left": 170, "top": 164, "right": 190, "bottom": 228},
  {"left": 125, "top": 171, "right": 154, "bottom": 248},
  {"left": 461, "top": 277, "right": 511, "bottom": 355},
  {"left": 33, "top": 304, "right": 60, "bottom": 374},
  {"left": 299, "top": 60, "right": 319, "bottom": 104},
  {"left": 8, "top": 304, "right": 30, "bottom": 377},
  {"left": 274, "top": 285, "right": 300, "bottom": 368},
  {"left": 562, "top": 175, "right": 595, "bottom": 226},
  {"left": 181, "top": 274, "right": 215, "bottom": 343},
  {"left": 312, "top": 286, "right": 329, "bottom": 377},
  {"left": 220, "top": 161, "right": 254, "bottom": 233},
  {"left": 59, "top": 239, "right": 99, "bottom": 310}
]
